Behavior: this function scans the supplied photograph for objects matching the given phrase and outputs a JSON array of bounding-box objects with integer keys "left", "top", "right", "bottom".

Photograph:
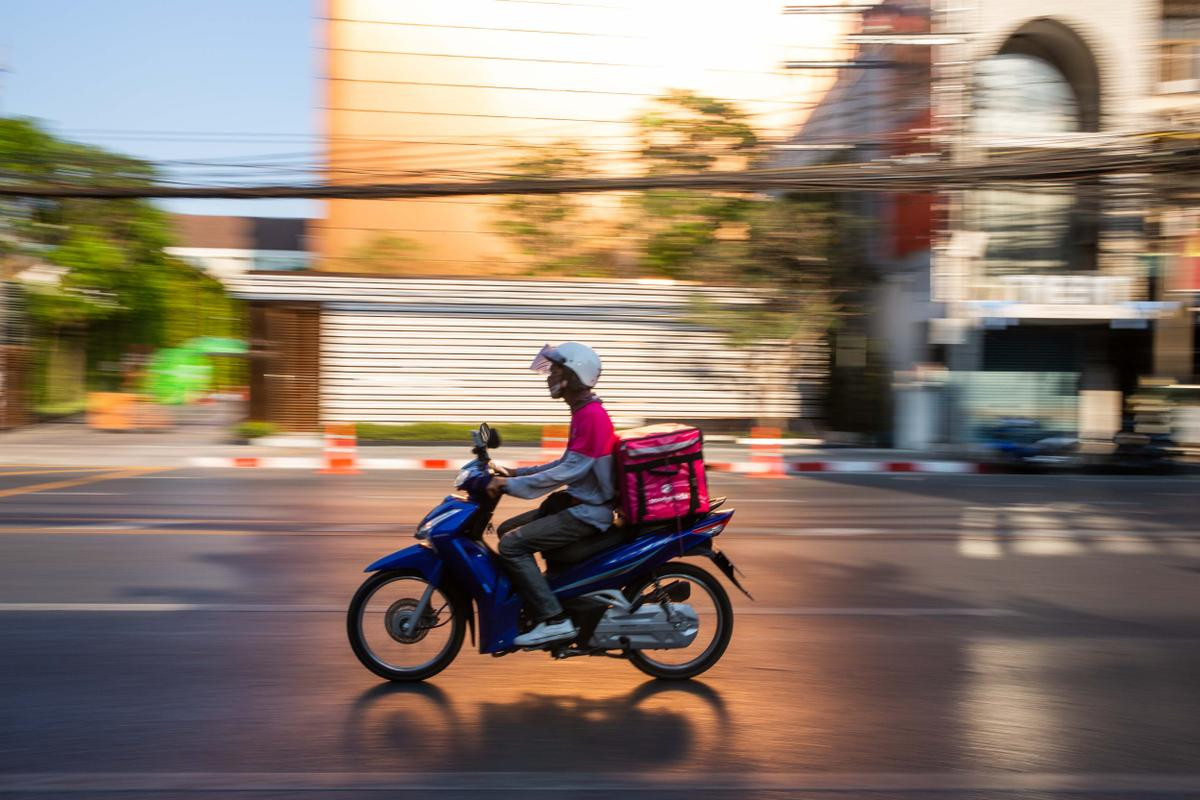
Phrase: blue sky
[{"left": 0, "top": 0, "right": 318, "bottom": 217}]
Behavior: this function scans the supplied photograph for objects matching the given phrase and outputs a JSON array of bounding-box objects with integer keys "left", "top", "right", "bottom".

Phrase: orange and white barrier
[
  {"left": 319, "top": 422, "right": 360, "bottom": 474},
  {"left": 189, "top": 454, "right": 983, "bottom": 473},
  {"left": 748, "top": 426, "right": 787, "bottom": 478},
  {"left": 541, "top": 424, "right": 569, "bottom": 460}
]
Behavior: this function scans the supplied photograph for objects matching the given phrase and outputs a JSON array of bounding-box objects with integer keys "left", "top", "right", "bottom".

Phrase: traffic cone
[
  {"left": 320, "top": 422, "right": 361, "bottom": 474},
  {"left": 749, "top": 426, "right": 787, "bottom": 478},
  {"left": 542, "top": 424, "right": 569, "bottom": 460}
]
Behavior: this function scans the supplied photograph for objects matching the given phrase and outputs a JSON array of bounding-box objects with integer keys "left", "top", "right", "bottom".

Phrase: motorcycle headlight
[
  {"left": 454, "top": 468, "right": 472, "bottom": 489},
  {"left": 416, "top": 509, "right": 461, "bottom": 540}
]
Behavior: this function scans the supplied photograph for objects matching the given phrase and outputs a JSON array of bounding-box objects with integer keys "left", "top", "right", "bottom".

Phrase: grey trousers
[{"left": 497, "top": 508, "right": 598, "bottom": 621}]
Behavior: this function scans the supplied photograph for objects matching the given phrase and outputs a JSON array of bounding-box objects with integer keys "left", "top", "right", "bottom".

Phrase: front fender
[
  {"left": 363, "top": 543, "right": 475, "bottom": 646},
  {"left": 364, "top": 543, "right": 445, "bottom": 585}
]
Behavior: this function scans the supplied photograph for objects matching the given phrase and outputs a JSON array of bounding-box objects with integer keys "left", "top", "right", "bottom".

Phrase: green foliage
[
  {"left": 33, "top": 398, "right": 88, "bottom": 419},
  {"left": 355, "top": 422, "right": 544, "bottom": 443},
  {"left": 493, "top": 142, "right": 615, "bottom": 276},
  {"left": 637, "top": 89, "right": 760, "bottom": 175},
  {"left": 236, "top": 420, "right": 280, "bottom": 440},
  {"left": 344, "top": 234, "right": 422, "bottom": 274},
  {"left": 629, "top": 91, "right": 763, "bottom": 279},
  {"left": 1, "top": 117, "right": 245, "bottom": 402}
]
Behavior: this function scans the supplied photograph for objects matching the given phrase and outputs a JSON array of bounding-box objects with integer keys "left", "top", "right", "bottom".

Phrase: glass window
[
  {"left": 1160, "top": 17, "right": 1200, "bottom": 83},
  {"left": 971, "top": 54, "right": 1079, "bottom": 135},
  {"left": 968, "top": 55, "right": 1091, "bottom": 274}
]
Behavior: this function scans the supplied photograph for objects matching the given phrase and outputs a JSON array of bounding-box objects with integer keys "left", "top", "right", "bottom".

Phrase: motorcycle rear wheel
[
  {"left": 624, "top": 562, "right": 733, "bottom": 680},
  {"left": 347, "top": 569, "right": 466, "bottom": 682}
]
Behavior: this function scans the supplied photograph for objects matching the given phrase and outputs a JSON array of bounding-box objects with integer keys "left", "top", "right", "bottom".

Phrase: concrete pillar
[{"left": 1154, "top": 306, "right": 1194, "bottom": 381}]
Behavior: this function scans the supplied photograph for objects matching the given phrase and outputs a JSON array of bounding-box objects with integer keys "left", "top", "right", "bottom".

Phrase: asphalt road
[{"left": 1, "top": 465, "right": 1199, "bottom": 799}]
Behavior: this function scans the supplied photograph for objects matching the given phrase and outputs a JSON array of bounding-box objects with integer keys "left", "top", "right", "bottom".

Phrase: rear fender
[{"left": 684, "top": 537, "right": 754, "bottom": 600}]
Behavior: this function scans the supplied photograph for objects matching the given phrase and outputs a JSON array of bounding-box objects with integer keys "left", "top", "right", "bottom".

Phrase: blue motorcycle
[{"left": 348, "top": 423, "right": 750, "bottom": 682}]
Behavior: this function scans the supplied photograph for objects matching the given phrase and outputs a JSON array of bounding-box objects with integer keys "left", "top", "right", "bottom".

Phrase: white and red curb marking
[{"left": 188, "top": 456, "right": 986, "bottom": 474}]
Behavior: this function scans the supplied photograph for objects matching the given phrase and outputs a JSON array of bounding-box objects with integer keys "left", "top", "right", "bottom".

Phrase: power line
[
  {"left": 321, "top": 46, "right": 652, "bottom": 69},
  {"left": 323, "top": 16, "right": 641, "bottom": 39},
  {"left": 327, "top": 76, "right": 811, "bottom": 104},
  {"left": 3, "top": 143, "right": 1195, "bottom": 199}
]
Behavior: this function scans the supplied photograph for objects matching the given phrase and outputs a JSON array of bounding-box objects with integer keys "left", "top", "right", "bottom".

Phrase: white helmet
[{"left": 530, "top": 342, "right": 602, "bottom": 388}]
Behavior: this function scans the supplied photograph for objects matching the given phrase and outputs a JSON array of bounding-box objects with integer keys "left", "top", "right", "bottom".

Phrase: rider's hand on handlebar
[
  {"left": 492, "top": 463, "right": 513, "bottom": 478},
  {"left": 485, "top": 476, "right": 508, "bottom": 499}
]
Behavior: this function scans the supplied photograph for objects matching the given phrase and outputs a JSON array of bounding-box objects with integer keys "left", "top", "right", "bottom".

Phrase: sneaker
[{"left": 515, "top": 617, "right": 578, "bottom": 647}]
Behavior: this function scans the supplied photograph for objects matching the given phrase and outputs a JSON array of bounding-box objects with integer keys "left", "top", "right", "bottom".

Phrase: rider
[{"left": 487, "top": 342, "right": 616, "bottom": 646}]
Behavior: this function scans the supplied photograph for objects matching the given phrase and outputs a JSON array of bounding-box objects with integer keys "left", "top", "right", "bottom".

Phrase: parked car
[{"left": 977, "top": 419, "right": 1081, "bottom": 471}]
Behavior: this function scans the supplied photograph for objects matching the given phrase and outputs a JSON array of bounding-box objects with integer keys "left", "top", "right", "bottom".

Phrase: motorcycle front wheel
[
  {"left": 347, "top": 569, "right": 466, "bottom": 682},
  {"left": 624, "top": 562, "right": 734, "bottom": 680}
]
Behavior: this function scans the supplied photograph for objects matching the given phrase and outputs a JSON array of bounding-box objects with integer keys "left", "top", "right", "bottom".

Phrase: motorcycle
[{"left": 347, "top": 423, "right": 751, "bottom": 682}]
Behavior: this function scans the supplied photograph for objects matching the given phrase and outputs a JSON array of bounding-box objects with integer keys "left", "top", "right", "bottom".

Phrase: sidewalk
[{"left": 1, "top": 416, "right": 982, "bottom": 473}]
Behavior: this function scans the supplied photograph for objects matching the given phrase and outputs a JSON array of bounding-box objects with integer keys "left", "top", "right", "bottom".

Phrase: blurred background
[
  {"left": 2, "top": 4, "right": 1200, "bottom": 798},
  {"left": 1, "top": 0, "right": 1197, "bottom": 467}
]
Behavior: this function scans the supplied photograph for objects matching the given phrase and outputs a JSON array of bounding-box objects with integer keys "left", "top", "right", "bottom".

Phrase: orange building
[{"left": 317, "top": 0, "right": 847, "bottom": 275}]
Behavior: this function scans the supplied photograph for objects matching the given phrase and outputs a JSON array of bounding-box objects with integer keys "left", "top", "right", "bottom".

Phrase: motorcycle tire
[
  {"left": 347, "top": 569, "right": 466, "bottom": 682},
  {"left": 624, "top": 562, "right": 733, "bottom": 680}
]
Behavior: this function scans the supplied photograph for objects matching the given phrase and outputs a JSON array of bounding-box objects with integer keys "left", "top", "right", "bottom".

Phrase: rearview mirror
[{"left": 479, "top": 422, "right": 502, "bottom": 449}]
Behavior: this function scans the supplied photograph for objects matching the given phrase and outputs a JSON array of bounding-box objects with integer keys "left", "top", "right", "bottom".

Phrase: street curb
[{"left": 187, "top": 456, "right": 986, "bottom": 474}]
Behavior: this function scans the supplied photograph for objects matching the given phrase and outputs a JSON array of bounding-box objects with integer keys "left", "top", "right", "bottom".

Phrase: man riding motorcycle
[{"left": 486, "top": 342, "right": 616, "bottom": 647}]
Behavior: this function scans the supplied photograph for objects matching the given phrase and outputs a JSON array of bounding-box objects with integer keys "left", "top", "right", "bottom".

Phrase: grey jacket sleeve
[
  {"left": 504, "top": 450, "right": 595, "bottom": 499},
  {"left": 510, "top": 455, "right": 563, "bottom": 477}
]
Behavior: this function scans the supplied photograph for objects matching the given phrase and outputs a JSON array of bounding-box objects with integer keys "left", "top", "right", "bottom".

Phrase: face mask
[{"left": 548, "top": 372, "right": 566, "bottom": 399}]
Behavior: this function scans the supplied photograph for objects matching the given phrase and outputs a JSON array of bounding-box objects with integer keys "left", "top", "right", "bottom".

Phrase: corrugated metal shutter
[
  {"left": 231, "top": 276, "right": 827, "bottom": 427},
  {"left": 249, "top": 303, "right": 320, "bottom": 431},
  {"left": 0, "top": 346, "right": 32, "bottom": 429}
]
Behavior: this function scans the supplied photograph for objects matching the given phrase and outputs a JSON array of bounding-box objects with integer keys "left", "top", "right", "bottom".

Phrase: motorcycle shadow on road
[{"left": 343, "top": 678, "right": 729, "bottom": 771}]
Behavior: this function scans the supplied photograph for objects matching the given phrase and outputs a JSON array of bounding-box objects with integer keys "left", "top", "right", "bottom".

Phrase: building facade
[
  {"left": 230, "top": 274, "right": 826, "bottom": 431},
  {"left": 317, "top": 0, "right": 844, "bottom": 275},
  {"left": 166, "top": 215, "right": 311, "bottom": 283},
  {"left": 784, "top": 0, "right": 1199, "bottom": 448}
]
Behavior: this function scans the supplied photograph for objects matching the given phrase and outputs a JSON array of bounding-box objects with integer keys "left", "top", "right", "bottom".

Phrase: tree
[
  {"left": 0, "top": 118, "right": 242, "bottom": 409},
  {"left": 630, "top": 90, "right": 761, "bottom": 279},
  {"left": 630, "top": 91, "right": 872, "bottom": 428},
  {"left": 343, "top": 234, "right": 422, "bottom": 274},
  {"left": 493, "top": 142, "right": 616, "bottom": 276}
]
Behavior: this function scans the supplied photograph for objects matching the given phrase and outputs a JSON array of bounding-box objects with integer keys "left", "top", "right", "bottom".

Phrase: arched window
[
  {"left": 971, "top": 53, "right": 1080, "bottom": 136},
  {"left": 968, "top": 26, "right": 1100, "bottom": 275}
]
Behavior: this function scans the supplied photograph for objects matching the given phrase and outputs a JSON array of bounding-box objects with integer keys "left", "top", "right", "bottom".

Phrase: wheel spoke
[{"left": 353, "top": 575, "right": 460, "bottom": 676}]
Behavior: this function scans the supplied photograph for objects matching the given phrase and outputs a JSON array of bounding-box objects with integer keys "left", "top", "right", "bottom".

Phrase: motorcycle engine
[{"left": 589, "top": 603, "right": 700, "bottom": 650}]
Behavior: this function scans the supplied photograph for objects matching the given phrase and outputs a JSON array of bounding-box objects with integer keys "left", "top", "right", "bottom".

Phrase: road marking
[
  {"left": 0, "top": 467, "right": 169, "bottom": 499},
  {"left": 0, "top": 524, "right": 1195, "bottom": 544},
  {"left": 958, "top": 506, "right": 1002, "bottom": 559},
  {"left": 0, "top": 527, "right": 401, "bottom": 537},
  {"left": 2, "top": 771, "right": 1198, "bottom": 794},
  {"left": 0, "top": 603, "right": 341, "bottom": 612},
  {"left": 131, "top": 475, "right": 207, "bottom": 479},
  {"left": 741, "top": 607, "right": 1019, "bottom": 617},
  {"left": 779, "top": 527, "right": 884, "bottom": 536},
  {"left": 0, "top": 467, "right": 119, "bottom": 476},
  {"left": 0, "top": 603, "right": 1019, "bottom": 616},
  {"left": 1012, "top": 538, "right": 1089, "bottom": 556}
]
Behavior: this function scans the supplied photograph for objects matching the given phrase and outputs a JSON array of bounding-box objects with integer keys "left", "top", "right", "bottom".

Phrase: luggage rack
[{"left": 544, "top": 497, "right": 729, "bottom": 569}]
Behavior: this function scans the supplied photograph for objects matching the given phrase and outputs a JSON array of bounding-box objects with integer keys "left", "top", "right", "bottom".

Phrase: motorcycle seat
[
  {"left": 543, "top": 526, "right": 631, "bottom": 568},
  {"left": 543, "top": 497, "right": 729, "bottom": 570}
]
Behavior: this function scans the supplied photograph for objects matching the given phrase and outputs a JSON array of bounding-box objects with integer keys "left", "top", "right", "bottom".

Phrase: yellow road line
[
  {"left": 0, "top": 467, "right": 171, "bottom": 499},
  {"left": 0, "top": 527, "right": 389, "bottom": 537},
  {"left": 0, "top": 468, "right": 124, "bottom": 477}
]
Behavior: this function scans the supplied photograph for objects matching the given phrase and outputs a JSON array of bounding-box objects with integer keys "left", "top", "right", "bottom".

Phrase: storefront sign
[{"left": 991, "top": 275, "right": 1136, "bottom": 305}]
